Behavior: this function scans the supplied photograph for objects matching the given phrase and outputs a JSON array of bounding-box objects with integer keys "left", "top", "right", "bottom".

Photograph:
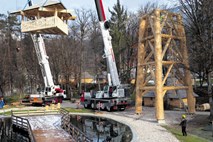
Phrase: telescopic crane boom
[
  {"left": 27, "top": 0, "right": 56, "bottom": 95},
  {"left": 94, "top": 0, "right": 120, "bottom": 87},
  {"left": 21, "top": 0, "right": 66, "bottom": 105},
  {"left": 80, "top": 0, "right": 129, "bottom": 111}
]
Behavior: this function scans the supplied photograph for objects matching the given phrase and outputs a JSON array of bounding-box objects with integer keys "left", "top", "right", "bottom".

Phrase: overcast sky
[{"left": 0, "top": 0, "right": 174, "bottom": 16}]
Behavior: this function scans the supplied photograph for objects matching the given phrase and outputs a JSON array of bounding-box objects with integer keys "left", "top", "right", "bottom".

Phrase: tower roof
[{"left": 11, "top": 1, "right": 76, "bottom": 20}]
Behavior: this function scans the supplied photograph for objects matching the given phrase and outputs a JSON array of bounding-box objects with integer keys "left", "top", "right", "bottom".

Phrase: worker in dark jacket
[{"left": 180, "top": 114, "right": 187, "bottom": 136}]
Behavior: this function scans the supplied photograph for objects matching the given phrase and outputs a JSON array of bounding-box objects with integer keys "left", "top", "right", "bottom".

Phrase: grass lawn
[
  {"left": 163, "top": 125, "right": 209, "bottom": 142},
  {"left": 0, "top": 110, "right": 12, "bottom": 116}
]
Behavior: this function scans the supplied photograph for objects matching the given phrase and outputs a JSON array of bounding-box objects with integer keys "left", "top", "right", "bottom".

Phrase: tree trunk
[{"left": 208, "top": 72, "right": 213, "bottom": 120}]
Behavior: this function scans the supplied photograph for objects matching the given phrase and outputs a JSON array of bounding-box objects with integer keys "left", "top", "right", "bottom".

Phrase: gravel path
[
  {"left": 103, "top": 115, "right": 178, "bottom": 142},
  {"left": 62, "top": 100, "right": 181, "bottom": 142},
  {"left": 73, "top": 110, "right": 180, "bottom": 142}
]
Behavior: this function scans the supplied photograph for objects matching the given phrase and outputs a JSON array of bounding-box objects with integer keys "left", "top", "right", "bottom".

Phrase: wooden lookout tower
[
  {"left": 135, "top": 9, "right": 195, "bottom": 123},
  {"left": 11, "top": 1, "right": 76, "bottom": 35}
]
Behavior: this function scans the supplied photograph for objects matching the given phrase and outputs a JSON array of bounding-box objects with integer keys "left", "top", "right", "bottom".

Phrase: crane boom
[
  {"left": 94, "top": 0, "right": 120, "bottom": 86},
  {"left": 80, "top": 0, "right": 130, "bottom": 111},
  {"left": 27, "top": 0, "right": 54, "bottom": 88},
  {"left": 31, "top": 34, "right": 54, "bottom": 87}
]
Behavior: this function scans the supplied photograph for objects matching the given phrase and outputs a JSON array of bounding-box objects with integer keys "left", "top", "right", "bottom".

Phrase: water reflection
[
  {"left": 0, "top": 117, "right": 12, "bottom": 142},
  {"left": 70, "top": 115, "right": 132, "bottom": 142},
  {"left": 0, "top": 117, "right": 31, "bottom": 142}
]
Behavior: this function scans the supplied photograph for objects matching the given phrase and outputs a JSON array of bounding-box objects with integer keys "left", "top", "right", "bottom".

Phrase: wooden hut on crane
[{"left": 11, "top": 1, "right": 76, "bottom": 35}]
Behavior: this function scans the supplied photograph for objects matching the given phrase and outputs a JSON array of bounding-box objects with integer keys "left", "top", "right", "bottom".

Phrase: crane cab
[{"left": 11, "top": 1, "right": 76, "bottom": 35}]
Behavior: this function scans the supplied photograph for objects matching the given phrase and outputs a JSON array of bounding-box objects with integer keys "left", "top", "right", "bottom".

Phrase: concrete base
[
  {"left": 136, "top": 112, "right": 142, "bottom": 115},
  {"left": 157, "top": 119, "right": 166, "bottom": 124}
]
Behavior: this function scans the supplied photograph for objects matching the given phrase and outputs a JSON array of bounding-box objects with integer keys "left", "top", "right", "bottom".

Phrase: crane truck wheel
[
  {"left": 106, "top": 106, "right": 112, "bottom": 112},
  {"left": 91, "top": 103, "right": 96, "bottom": 109},
  {"left": 119, "top": 107, "right": 126, "bottom": 111},
  {"left": 101, "top": 103, "right": 105, "bottom": 110},
  {"left": 84, "top": 103, "right": 90, "bottom": 109},
  {"left": 59, "top": 97, "right": 62, "bottom": 103},
  {"left": 101, "top": 104, "right": 105, "bottom": 110}
]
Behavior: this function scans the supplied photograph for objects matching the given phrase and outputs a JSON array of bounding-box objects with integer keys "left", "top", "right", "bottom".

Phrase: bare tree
[
  {"left": 0, "top": 13, "right": 22, "bottom": 96},
  {"left": 178, "top": 0, "right": 213, "bottom": 119},
  {"left": 75, "top": 8, "right": 91, "bottom": 94},
  {"left": 88, "top": 10, "right": 103, "bottom": 90}
]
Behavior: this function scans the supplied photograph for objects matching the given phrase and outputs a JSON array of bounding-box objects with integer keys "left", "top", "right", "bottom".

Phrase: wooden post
[
  {"left": 177, "top": 15, "right": 195, "bottom": 114},
  {"left": 154, "top": 10, "right": 165, "bottom": 122},
  {"left": 54, "top": 8, "right": 58, "bottom": 17},
  {"left": 37, "top": 12, "right": 40, "bottom": 19},
  {"left": 135, "top": 18, "right": 146, "bottom": 114}
]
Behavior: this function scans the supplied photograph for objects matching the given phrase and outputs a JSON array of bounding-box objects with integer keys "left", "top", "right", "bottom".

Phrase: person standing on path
[{"left": 180, "top": 114, "right": 187, "bottom": 136}]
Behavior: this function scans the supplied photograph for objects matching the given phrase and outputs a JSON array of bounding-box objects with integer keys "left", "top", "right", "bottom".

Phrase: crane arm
[{"left": 94, "top": 0, "right": 120, "bottom": 86}]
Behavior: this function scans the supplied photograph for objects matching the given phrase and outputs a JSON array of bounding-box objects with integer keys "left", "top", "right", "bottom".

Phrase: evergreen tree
[{"left": 109, "top": 0, "right": 128, "bottom": 80}]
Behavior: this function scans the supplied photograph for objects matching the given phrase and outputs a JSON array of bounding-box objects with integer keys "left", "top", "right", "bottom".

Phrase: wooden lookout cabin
[{"left": 11, "top": 1, "right": 76, "bottom": 35}]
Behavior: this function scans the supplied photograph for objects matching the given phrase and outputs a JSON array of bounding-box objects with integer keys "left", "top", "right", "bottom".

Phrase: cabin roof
[
  {"left": 11, "top": 1, "right": 75, "bottom": 20},
  {"left": 143, "top": 90, "right": 199, "bottom": 98}
]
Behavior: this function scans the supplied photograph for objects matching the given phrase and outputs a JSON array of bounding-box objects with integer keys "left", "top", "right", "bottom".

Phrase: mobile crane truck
[
  {"left": 20, "top": 0, "right": 67, "bottom": 105},
  {"left": 80, "top": 0, "right": 130, "bottom": 111}
]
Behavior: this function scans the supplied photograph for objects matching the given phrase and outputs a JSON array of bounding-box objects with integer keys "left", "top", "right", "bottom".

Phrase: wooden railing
[
  {"left": 11, "top": 109, "right": 59, "bottom": 116},
  {"left": 60, "top": 108, "right": 92, "bottom": 142},
  {"left": 11, "top": 114, "right": 36, "bottom": 142}
]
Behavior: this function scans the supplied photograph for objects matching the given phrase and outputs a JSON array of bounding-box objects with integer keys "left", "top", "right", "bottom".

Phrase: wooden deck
[
  {"left": 26, "top": 115, "right": 74, "bottom": 142},
  {"left": 33, "top": 129, "right": 74, "bottom": 142}
]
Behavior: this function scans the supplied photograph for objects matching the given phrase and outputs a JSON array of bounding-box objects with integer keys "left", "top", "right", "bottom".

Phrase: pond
[
  {"left": 69, "top": 115, "right": 132, "bottom": 142},
  {"left": 0, "top": 114, "right": 132, "bottom": 142},
  {"left": 0, "top": 117, "right": 31, "bottom": 142}
]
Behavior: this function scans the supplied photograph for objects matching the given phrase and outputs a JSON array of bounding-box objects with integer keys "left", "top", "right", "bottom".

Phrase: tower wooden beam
[
  {"left": 135, "top": 18, "right": 147, "bottom": 114},
  {"left": 154, "top": 9, "right": 164, "bottom": 122},
  {"left": 135, "top": 9, "right": 195, "bottom": 123}
]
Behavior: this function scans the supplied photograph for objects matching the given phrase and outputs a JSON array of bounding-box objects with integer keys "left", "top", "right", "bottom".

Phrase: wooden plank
[
  {"left": 154, "top": 9, "right": 164, "bottom": 122},
  {"left": 141, "top": 35, "right": 154, "bottom": 42},
  {"left": 135, "top": 18, "right": 147, "bottom": 114},
  {"left": 162, "top": 38, "right": 171, "bottom": 59},
  {"left": 21, "top": 16, "right": 68, "bottom": 35},
  {"left": 160, "top": 12, "right": 169, "bottom": 31},
  {"left": 177, "top": 15, "right": 195, "bottom": 113},
  {"left": 161, "top": 34, "right": 182, "bottom": 39},
  {"left": 162, "top": 63, "right": 173, "bottom": 85}
]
